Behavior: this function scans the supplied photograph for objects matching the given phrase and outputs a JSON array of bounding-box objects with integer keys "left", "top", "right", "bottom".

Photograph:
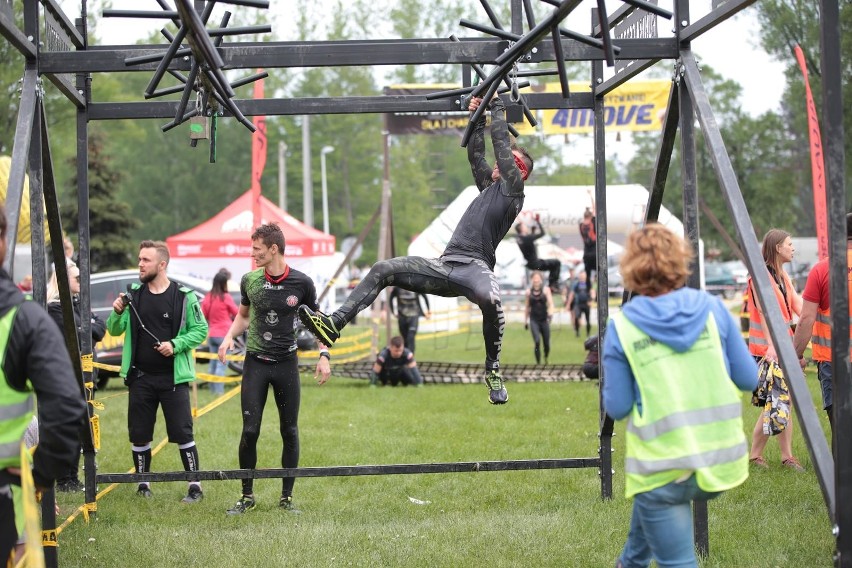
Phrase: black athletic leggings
[
  {"left": 398, "top": 315, "right": 420, "bottom": 354},
  {"left": 529, "top": 317, "right": 551, "bottom": 364},
  {"left": 334, "top": 256, "right": 505, "bottom": 371},
  {"left": 239, "top": 355, "right": 301, "bottom": 497}
]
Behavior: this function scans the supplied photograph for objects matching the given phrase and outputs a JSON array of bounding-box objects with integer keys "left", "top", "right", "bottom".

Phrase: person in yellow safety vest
[
  {"left": 603, "top": 224, "right": 757, "bottom": 568},
  {"left": 0, "top": 207, "right": 86, "bottom": 565},
  {"left": 745, "top": 229, "right": 805, "bottom": 471},
  {"left": 793, "top": 212, "right": 852, "bottom": 439}
]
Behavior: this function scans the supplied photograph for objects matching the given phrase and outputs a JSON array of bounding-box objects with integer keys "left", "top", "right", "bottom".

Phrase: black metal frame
[{"left": 1, "top": 1, "right": 847, "bottom": 566}]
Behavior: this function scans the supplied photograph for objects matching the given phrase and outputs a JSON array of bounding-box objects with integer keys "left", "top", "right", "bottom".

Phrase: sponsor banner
[{"left": 384, "top": 80, "right": 669, "bottom": 136}]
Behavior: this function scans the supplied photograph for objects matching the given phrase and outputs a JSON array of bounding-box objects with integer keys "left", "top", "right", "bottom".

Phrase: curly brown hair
[{"left": 620, "top": 224, "right": 694, "bottom": 297}]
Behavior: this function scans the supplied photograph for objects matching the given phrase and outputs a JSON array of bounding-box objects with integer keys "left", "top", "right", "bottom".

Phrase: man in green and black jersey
[
  {"left": 299, "top": 95, "right": 532, "bottom": 406},
  {"left": 219, "top": 223, "right": 331, "bottom": 515}
]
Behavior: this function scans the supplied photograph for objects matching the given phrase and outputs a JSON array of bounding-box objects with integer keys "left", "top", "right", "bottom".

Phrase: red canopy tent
[
  {"left": 166, "top": 190, "right": 337, "bottom": 282},
  {"left": 167, "top": 190, "right": 335, "bottom": 259}
]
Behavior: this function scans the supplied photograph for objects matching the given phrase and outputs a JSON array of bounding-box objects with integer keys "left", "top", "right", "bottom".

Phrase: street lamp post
[{"left": 320, "top": 145, "right": 334, "bottom": 234}]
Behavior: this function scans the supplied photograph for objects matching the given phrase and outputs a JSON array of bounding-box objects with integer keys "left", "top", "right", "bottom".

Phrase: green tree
[{"left": 62, "top": 131, "right": 139, "bottom": 271}]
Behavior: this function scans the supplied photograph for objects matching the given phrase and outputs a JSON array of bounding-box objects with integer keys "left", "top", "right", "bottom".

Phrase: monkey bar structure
[{"left": 1, "top": 1, "right": 847, "bottom": 566}]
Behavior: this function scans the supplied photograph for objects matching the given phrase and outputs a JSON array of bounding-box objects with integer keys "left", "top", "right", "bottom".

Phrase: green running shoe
[
  {"left": 485, "top": 370, "right": 508, "bottom": 405},
  {"left": 298, "top": 305, "right": 340, "bottom": 345}
]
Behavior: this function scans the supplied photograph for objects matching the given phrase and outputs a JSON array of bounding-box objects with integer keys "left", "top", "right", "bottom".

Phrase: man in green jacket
[{"left": 107, "top": 240, "right": 208, "bottom": 503}]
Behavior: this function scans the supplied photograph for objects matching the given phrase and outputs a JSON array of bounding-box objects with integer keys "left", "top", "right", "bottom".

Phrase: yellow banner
[{"left": 514, "top": 79, "right": 671, "bottom": 135}]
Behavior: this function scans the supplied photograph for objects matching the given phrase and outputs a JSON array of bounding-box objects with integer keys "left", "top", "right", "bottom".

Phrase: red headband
[{"left": 513, "top": 154, "right": 529, "bottom": 180}]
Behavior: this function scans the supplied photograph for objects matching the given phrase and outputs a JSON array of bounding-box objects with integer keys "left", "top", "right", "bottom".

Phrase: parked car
[
  {"left": 721, "top": 260, "right": 748, "bottom": 286},
  {"left": 89, "top": 270, "right": 246, "bottom": 388},
  {"left": 703, "top": 262, "right": 737, "bottom": 299}
]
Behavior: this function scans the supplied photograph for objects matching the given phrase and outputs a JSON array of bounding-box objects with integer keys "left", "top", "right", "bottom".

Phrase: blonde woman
[
  {"left": 46, "top": 262, "right": 106, "bottom": 491},
  {"left": 746, "top": 229, "right": 805, "bottom": 470},
  {"left": 524, "top": 272, "right": 554, "bottom": 364}
]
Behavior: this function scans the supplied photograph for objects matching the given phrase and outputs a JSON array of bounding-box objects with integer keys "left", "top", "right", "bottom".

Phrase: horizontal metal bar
[
  {"left": 124, "top": 47, "right": 191, "bottom": 66},
  {"left": 207, "top": 24, "right": 271, "bottom": 37},
  {"left": 39, "top": 38, "right": 677, "bottom": 73},
  {"left": 97, "top": 457, "right": 602, "bottom": 483},
  {"left": 102, "top": 9, "right": 179, "bottom": 19},
  {"left": 679, "top": 0, "right": 757, "bottom": 43},
  {"left": 622, "top": 0, "right": 672, "bottom": 19},
  {"left": 87, "top": 92, "right": 592, "bottom": 120}
]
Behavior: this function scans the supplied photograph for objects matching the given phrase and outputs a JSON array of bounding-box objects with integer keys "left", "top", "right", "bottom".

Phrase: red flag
[
  {"left": 793, "top": 45, "right": 827, "bottom": 260},
  {"left": 251, "top": 71, "right": 267, "bottom": 234},
  {"left": 250, "top": 71, "right": 266, "bottom": 269}
]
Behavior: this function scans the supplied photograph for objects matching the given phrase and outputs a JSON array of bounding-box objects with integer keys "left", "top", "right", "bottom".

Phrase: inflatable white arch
[{"left": 407, "top": 184, "right": 686, "bottom": 332}]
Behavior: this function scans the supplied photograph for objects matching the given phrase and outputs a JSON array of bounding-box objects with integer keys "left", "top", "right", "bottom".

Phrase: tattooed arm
[
  {"left": 489, "top": 97, "right": 524, "bottom": 196},
  {"left": 467, "top": 97, "right": 493, "bottom": 191}
]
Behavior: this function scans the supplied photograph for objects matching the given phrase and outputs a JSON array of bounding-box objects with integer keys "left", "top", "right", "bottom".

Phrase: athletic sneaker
[
  {"left": 56, "top": 478, "right": 84, "bottom": 493},
  {"left": 279, "top": 495, "right": 301, "bottom": 514},
  {"left": 181, "top": 484, "right": 203, "bottom": 504},
  {"left": 485, "top": 370, "right": 508, "bottom": 405},
  {"left": 226, "top": 495, "right": 256, "bottom": 515},
  {"left": 136, "top": 484, "right": 153, "bottom": 498},
  {"left": 298, "top": 305, "right": 340, "bottom": 345}
]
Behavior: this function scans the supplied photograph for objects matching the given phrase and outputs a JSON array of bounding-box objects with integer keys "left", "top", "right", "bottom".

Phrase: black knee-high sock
[
  {"left": 179, "top": 443, "right": 200, "bottom": 484},
  {"left": 534, "top": 344, "right": 541, "bottom": 364},
  {"left": 132, "top": 445, "right": 152, "bottom": 483}
]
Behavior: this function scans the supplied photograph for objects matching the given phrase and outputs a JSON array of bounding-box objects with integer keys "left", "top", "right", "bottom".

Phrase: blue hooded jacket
[{"left": 602, "top": 287, "right": 757, "bottom": 419}]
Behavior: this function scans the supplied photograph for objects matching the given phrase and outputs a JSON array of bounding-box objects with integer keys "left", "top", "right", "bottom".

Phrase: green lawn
[{"left": 53, "top": 322, "right": 835, "bottom": 567}]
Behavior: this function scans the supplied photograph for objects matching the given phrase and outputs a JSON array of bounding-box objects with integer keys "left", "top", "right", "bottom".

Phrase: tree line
[{"left": 0, "top": 0, "right": 848, "bottom": 271}]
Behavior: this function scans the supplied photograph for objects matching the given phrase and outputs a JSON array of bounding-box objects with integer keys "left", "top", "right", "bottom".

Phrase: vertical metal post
[
  {"left": 378, "top": 126, "right": 393, "bottom": 342},
  {"left": 818, "top": 1, "right": 850, "bottom": 566},
  {"left": 591, "top": 7, "right": 612, "bottom": 501},
  {"left": 278, "top": 140, "right": 287, "bottom": 210},
  {"left": 302, "top": 115, "right": 313, "bottom": 225}
]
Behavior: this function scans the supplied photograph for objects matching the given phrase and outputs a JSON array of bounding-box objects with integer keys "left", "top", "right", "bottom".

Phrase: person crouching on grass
[{"left": 602, "top": 224, "right": 757, "bottom": 568}]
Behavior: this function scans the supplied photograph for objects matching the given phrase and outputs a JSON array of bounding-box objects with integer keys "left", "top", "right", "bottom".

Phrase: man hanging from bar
[{"left": 299, "top": 93, "right": 532, "bottom": 405}]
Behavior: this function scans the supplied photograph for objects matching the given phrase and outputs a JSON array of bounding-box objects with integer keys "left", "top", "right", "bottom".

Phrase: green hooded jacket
[{"left": 106, "top": 282, "right": 208, "bottom": 384}]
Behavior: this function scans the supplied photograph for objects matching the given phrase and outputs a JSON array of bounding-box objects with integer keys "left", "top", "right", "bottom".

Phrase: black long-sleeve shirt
[
  {"left": 1, "top": 271, "right": 86, "bottom": 488},
  {"left": 442, "top": 98, "right": 525, "bottom": 271}
]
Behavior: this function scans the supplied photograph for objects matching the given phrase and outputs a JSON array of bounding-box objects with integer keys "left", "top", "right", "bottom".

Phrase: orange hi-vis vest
[
  {"left": 811, "top": 249, "right": 852, "bottom": 362},
  {"left": 747, "top": 269, "right": 796, "bottom": 357}
]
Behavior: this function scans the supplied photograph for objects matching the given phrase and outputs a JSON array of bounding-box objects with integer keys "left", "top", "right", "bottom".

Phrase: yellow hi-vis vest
[
  {"left": 612, "top": 311, "right": 748, "bottom": 499},
  {"left": 0, "top": 305, "right": 33, "bottom": 470}
]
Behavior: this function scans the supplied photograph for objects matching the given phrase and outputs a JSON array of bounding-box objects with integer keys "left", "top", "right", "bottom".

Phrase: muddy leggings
[
  {"left": 334, "top": 256, "right": 505, "bottom": 371},
  {"left": 238, "top": 355, "right": 300, "bottom": 497}
]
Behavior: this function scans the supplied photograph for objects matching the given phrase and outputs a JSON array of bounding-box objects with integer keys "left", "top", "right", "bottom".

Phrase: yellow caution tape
[
  {"left": 81, "top": 353, "right": 93, "bottom": 372},
  {"left": 88, "top": 399, "right": 104, "bottom": 410},
  {"left": 41, "top": 529, "right": 57, "bottom": 547},
  {"left": 20, "top": 443, "right": 45, "bottom": 566},
  {"left": 90, "top": 414, "right": 100, "bottom": 449}
]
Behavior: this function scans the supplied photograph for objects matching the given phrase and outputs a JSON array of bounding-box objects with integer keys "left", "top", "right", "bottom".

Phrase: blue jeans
[
  {"left": 816, "top": 361, "right": 833, "bottom": 410},
  {"left": 618, "top": 475, "right": 720, "bottom": 568},
  {"left": 206, "top": 337, "right": 225, "bottom": 394}
]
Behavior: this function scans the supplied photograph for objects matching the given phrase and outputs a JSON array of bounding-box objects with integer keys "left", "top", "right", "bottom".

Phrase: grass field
[{"left": 52, "top": 322, "right": 836, "bottom": 567}]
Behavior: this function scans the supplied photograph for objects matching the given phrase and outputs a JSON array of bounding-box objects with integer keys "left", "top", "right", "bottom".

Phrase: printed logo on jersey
[
  {"left": 265, "top": 310, "right": 279, "bottom": 326},
  {"left": 286, "top": 295, "right": 298, "bottom": 307},
  {"left": 263, "top": 332, "right": 273, "bottom": 341},
  {"left": 263, "top": 281, "right": 284, "bottom": 290}
]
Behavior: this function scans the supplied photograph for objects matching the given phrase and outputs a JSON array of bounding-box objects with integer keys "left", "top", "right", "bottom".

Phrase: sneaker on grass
[
  {"left": 279, "top": 495, "right": 301, "bottom": 514},
  {"left": 297, "top": 305, "right": 340, "bottom": 345},
  {"left": 181, "top": 484, "right": 203, "bottom": 504},
  {"left": 226, "top": 495, "right": 256, "bottom": 515},
  {"left": 484, "top": 370, "right": 508, "bottom": 405},
  {"left": 136, "top": 484, "right": 153, "bottom": 498}
]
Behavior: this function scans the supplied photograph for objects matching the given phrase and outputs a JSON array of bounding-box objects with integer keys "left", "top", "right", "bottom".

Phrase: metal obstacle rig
[{"left": 104, "top": 0, "right": 271, "bottom": 161}]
